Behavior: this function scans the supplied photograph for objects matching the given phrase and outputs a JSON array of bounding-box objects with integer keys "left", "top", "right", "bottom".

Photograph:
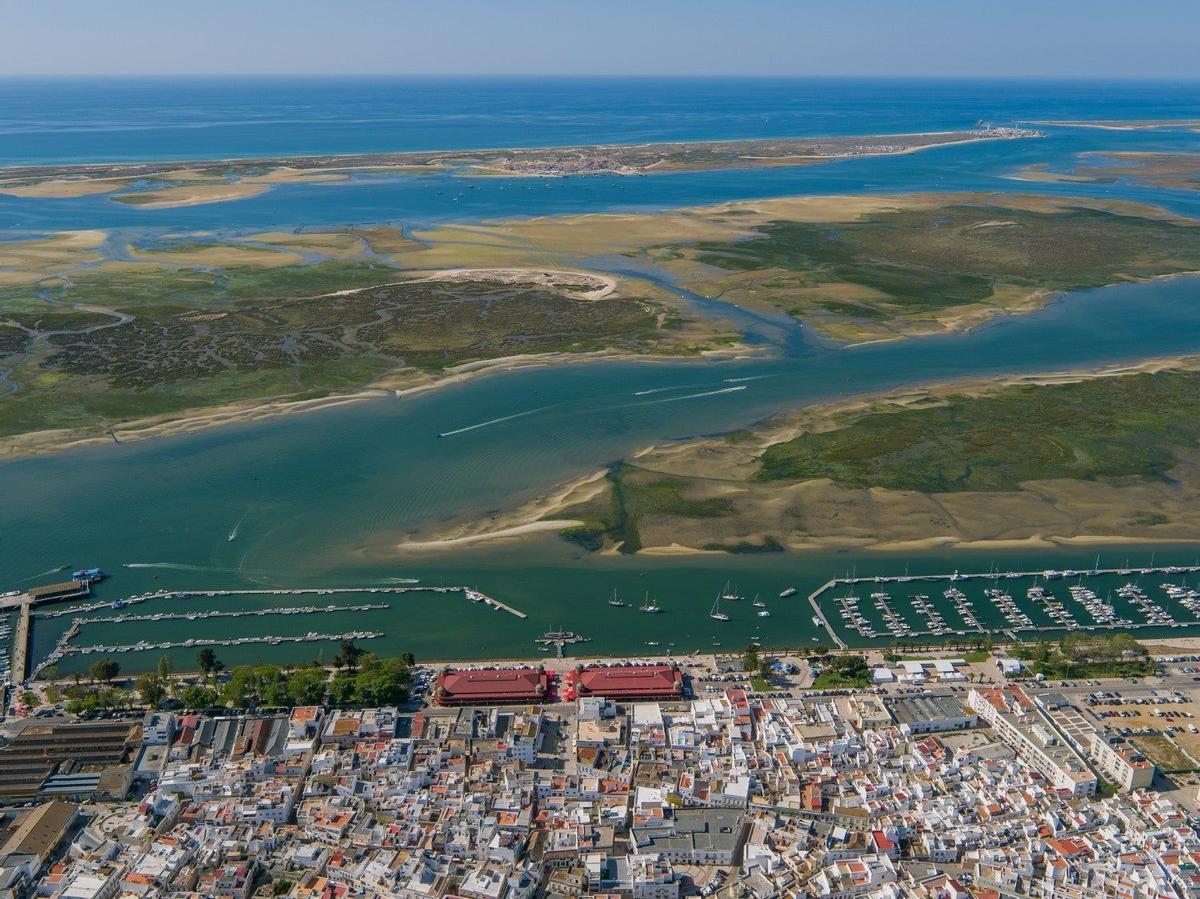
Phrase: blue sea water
[
  {"left": 4, "top": 77, "right": 1200, "bottom": 666},
  {"left": 2, "top": 77, "right": 1200, "bottom": 234},
  {"left": 2, "top": 76, "right": 1199, "bottom": 166}
]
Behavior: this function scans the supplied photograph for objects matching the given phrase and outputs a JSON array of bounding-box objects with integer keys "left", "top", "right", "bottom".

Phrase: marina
[
  {"left": 8, "top": 583, "right": 525, "bottom": 683},
  {"left": 810, "top": 564, "right": 1200, "bottom": 647}
]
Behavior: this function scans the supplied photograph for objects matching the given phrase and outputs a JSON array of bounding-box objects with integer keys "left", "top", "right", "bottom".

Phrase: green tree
[
  {"left": 179, "top": 684, "right": 220, "bottom": 709},
  {"left": 742, "top": 644, "right": 760, "bottom": 673},
  {"left": 90, "top": 658, "right": 120, "bottom": 684},
  {"left": 40, "top": 665, "right": 60, "bottom": 682},
  {"left": 196, "top": 648, "right": 222, "bottom": 678},
  {"left": 157, "top": 654, "right": 174, "bottom": 678},
  {"left": 288, "top": 668, "right": 328, "bottom": 706},
  {"left": 334, "top": 640, "right": 365, "bottom": 673},
  {"left": 327, "top": 672, "right": 358, "bottom": 706},
  {"left": 353, "top": 658, "right": 411, "bottom": 706},
  {"left": 136, "top": 672, "right": 168, "bottom": 708}
]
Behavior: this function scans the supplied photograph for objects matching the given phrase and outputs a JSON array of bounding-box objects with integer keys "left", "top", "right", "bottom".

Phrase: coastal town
[
  {"left": 4, "top": 7, "right": 1200, "bottom": 899},
  {"left": 3, "top": 643, "right": 1200, "bottom": 898}
]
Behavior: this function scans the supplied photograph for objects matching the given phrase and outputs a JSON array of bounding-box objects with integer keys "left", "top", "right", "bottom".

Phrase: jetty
[
  {"left": 2, "top": 580, "right": 93, "bottom": 682},
  {"left": 807, "top": 581, "right": 846, "bottom": 650},
  {"left": 70, "top": 603, "right": 390, "bottom": 631},
  {"left": 535, "top": 630, "right": 591, "bottom": 658}
]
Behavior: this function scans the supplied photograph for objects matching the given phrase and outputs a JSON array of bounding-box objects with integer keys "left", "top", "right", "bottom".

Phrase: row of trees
[{"left": 51, "top": 641, "right": 414, "bottom": 713}]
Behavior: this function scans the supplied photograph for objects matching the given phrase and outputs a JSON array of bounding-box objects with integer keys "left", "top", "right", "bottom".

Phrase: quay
[
  {"left": 807, "top": 581, "right": 846, "bottom": 650},
  {"left": 4, "top": 580, "right": 92, "bottom": 683},
  {"left": 10, "top": 605, "right": 30, "bottom": 685}
]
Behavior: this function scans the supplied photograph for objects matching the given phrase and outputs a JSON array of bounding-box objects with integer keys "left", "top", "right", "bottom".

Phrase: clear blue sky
[{"left": 3, "top": 0, "right": 1198, "bottom": 78}]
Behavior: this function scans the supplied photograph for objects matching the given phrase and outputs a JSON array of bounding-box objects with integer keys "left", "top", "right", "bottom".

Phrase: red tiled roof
[
  {"left": 573, "top": 664, "right": 682, "bottom": 699},
  {"left": 437, "top": 667, "right": 550, "bottom": 704}
]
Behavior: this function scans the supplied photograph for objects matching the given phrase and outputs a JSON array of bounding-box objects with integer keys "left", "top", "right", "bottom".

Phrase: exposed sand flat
[
  {"left": 1007, "top": 167, "right": 1108, "bottom": 185},
  {"left": 248, "top": 166, "right": 349, "bottom": 184},
  {"left": 129, "top": 242, "right": 303, "bottom": 268},
  {"left": 0, "top": 179, "right": 124, "bottom": 198},
  {"left": 243, "top": 230, "right": 369, "bottom": 257},
  {"left": 1028, "top": 119, "right": 1200, "bottom": 132},
  {"left": 387, "top": 469, "right": 609, "bottom": 553},
  {"left": 112, "top": 181, "right": 272, "bottom": 209},
  {"left": 393, "top": 520, "right": 585, "bottom": 552},
  {"left": 0, "top": 229, "right": 108, "bottom": 271}
]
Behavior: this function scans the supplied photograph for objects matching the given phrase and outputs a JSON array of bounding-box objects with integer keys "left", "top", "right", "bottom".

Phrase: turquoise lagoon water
[{"left": 3, "top": 77, "right": 1200, "bottom": 669}]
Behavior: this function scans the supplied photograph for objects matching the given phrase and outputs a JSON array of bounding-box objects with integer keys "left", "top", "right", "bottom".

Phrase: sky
[{"left": 2, "top": 0, "right": 1199, "bottom": 79}]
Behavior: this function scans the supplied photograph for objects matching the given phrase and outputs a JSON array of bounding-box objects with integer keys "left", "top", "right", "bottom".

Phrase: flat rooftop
[{"left": 889, "top": 694, "right": 973, "bottom": 726}]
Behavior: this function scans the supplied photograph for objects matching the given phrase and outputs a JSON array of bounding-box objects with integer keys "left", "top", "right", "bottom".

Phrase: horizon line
[{"left": 2, "top": 72, "right": 1200, "bottom": 82}]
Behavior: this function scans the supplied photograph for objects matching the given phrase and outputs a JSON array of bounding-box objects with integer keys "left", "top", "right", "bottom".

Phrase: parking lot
[{"left": 1085, "top": 687, "right": 1200, "bottom": 770}]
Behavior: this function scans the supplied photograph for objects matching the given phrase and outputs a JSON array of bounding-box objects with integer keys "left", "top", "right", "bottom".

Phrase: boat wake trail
[
  {"left": 228, "top": 518, "right": 243, "bottom": 542},
  {"left": 13, "top": 564, "right": 70, "bottom": 584},
  {"left": 123, "top": 562, "right": 225, "bottom": 572},
  {"left": 438, "top": 407, "right": 545, "bottom": 438},
  {"left": 632, "top": 385, "right": 748, "bottom": 406},
  {"left": 633, "top": 382, "right": 718, "bottom": 396},
  {"left": 723, "top": 374, "right": 775, "bottom": 384}
]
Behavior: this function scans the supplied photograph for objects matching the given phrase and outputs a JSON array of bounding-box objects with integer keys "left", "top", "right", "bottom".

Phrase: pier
[
  {"left": 3, "top": 580, "right": 92, "bottom": 683},
  {"left": 70, "top": 602, "right": 390, "bottom": 631},
  {"left": 807, "top": 581, "right": 846, "bottom": 650},
  {"left": 10, "top": 605, "right": 30, "bottom": 684},
  {"left": 32, "top": 584, "right": 527, "bottom": 619},
  {"left": 535, "top": 631, "right": 591, "bottom": 658}
]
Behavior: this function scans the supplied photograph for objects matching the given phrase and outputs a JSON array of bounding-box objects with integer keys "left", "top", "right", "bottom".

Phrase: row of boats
[
  {"left": 35, "top": 629, "right": 384, "bottom": 676},
  {"left": 81, "top": 603, "right": 390, "bottom": 626},
  {"left": 828, "top": 575, "right": 1200, "bottom": 643},
  {"left": 606, "top": 581, "right": 797, "bottom": 621}
]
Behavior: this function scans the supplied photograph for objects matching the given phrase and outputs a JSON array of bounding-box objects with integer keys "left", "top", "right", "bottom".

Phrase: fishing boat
[
  {"left": 710, "top": 597, "right": 730, "bottom": 622},
  {"left": 608, "top": 589, "right": 627, "bottom": 608}
]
